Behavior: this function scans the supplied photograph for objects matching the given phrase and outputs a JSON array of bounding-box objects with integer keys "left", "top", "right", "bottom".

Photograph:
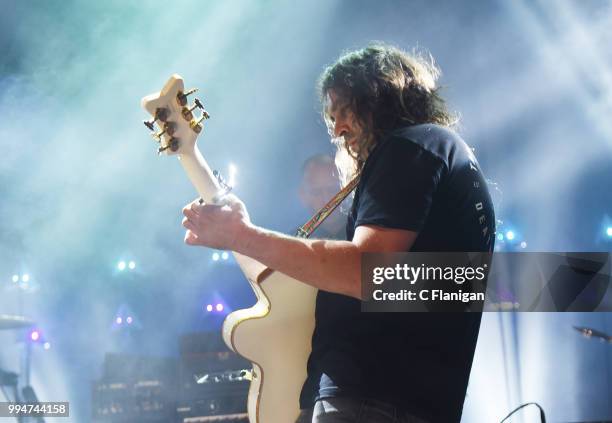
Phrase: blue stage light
[
  {"left": 206, "top": 304, "right": 213, "bottom": 312},
  {"left": 12, "top": 274, "right": 19, "bottom": 283},
  {"left": 128, "top": 261, "right": 136, "bottom": 270},
  {"left": 506, "top": 231, "right": 515, "bottom": 241},
  {"left": 117, "top": 261, "right": 126, "bottom": 271},
  {"left": 221, "top": 252, "right": 229, "bottom": 260},
  {"left": 497, "top": 233, "right": 504, "bottom": 241},
  {"left": 212, "top": 252, "right": 220, "bottom": 261},
  {"left": 607, "top": 227, "right": 612, "bottom": 237},
  {"left": 22, "top": 274, "right": 30, "bottom": 282}
]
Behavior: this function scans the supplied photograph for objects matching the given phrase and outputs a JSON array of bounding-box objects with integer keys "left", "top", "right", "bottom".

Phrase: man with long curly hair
[{"left": 181, "top": 44, "right": 495, "bottom": 422}]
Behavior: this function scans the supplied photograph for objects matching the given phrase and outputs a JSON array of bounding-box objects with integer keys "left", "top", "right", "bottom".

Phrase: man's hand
[
  {"left": 181, "top": 194, "right": 417, "bottom": 299},
  {"left": 182, "top": 194, "right": 251, "bottom": 251}
]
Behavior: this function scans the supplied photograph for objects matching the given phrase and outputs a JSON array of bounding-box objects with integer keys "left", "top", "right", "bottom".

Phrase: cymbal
[
  {"left": 0, "top": 315, "right": 34, "bottom": 330},
  {"left": 573, "top": 326, "right": 612, "bottom": 343}
]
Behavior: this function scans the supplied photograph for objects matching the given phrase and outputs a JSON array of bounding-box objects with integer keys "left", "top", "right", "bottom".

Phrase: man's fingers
[
  {"left": 182, "top": 216, "right": 197, "bottom": 232},
  {"left": 183, "top": 203, "right": 198, "bottom": 217},
  {"left": 190, "top": 200, "right": 204, "bottom": 212},
  {"left": 184, "top": 230, "right": 199, "bottom": 245},
  {"left": 185, "top": 201, "right": 225, "bottom": 217},
  {"left": 181, "top": 193, "right": 248, "bottom": 250},
  {"left": 183, "top": 206, "right": 198, "bottom": 220},
  {"left": 183, "top": 198, "right": 207, "bottom": 215}
]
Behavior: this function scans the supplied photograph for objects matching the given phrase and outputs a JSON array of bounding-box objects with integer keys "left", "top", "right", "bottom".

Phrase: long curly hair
[{"left": 318, "top": 43, "right": 457, "bottom": 184}]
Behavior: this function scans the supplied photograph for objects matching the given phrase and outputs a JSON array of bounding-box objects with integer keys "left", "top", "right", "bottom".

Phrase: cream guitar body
[{"left": 141, "top": 75, "right": 316, "bottom": 423}]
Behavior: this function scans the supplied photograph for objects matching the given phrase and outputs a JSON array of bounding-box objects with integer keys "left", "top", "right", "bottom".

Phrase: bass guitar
[{"left": 141, "top": 74, "right": 317, "bottom": 423}]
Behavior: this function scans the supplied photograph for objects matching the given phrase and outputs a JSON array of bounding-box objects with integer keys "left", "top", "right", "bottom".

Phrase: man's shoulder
[
  {"left": 392, "top": 123, "right": 460, "bottom": 141},
  {"left": 387, "top": 124, "right": 465, "bottom": 165}
]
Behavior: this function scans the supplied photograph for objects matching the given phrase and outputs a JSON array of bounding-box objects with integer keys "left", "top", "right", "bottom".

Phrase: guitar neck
[
  {"left": 141, "top": 74, "right": 272, "bottom": 285},
  {"left": 179, "top": 145, "right": 270, "bottom": 282},
  {"left": 179, "top": 146, "right": 224, "bottom": 204}
]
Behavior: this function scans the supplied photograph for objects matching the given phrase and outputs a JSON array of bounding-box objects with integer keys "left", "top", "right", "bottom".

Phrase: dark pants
[{"left": 295, "top": 397, "right": 431, "bottom": 423}]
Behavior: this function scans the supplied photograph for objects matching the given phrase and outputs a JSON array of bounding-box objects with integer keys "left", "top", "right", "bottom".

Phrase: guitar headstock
[{"left": 140, "top": 74, "right": 210, "bottom": 156}]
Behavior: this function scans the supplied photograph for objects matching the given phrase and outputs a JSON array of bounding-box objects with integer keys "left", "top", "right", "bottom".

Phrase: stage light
[
  {"left": 506, "top": 231, "right": 515, "bottom": 241},
  {"left": 117, "top": 261, "right": 126, "bottom": 271},
  {"left": 126, "top": 316, "right": 133, "bottom": 324},
  {"left": 22, "top": 274, "right": 30, "bottom": 283},
  {"left": 12, "top": 274, "right": 19, "bottom": 283},
  {"left": 43, "top": 342, "right": 51, "bottom": 350},
  {"left": 206, "top": 304, "right": 213, "bottom": 312},
  {"left": 520, "top": 241, "right": 527, "bottom": 249},
  {"left": 607, "top": 227, "right": 612, "bottom": 237},
  {"left": 128, "top": 261, "right": 136, "bottom": 270},
  {"left": 212, "top": 252, "right": 220, "bottom": 261},
  {"left": 228, "top": 163, "right": 237, "bottom": 187},
  {"left": 216, "top": 303, "right": 224, "bottom": 312},
  {"left": 497, "top": 233, "right": 504, "bottom": 241},
  {"left": 115, "top": 317, "right": 123, "bottom": 325},
  {"left": 221, "top": 252, "right": 229, "bottom": 260},
  {"left": 30, "top": 331, "right": 40, "bottom": 342}
]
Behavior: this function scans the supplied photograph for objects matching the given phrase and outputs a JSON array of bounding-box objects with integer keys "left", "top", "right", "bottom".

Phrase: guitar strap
[{"left": 295, "top": 175, "right": 360, "bottom": 239}]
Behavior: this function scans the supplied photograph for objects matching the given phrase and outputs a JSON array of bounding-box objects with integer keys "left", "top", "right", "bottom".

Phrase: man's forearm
[{"left": 234, "top": 224, "right": 362, "bottom": 299}]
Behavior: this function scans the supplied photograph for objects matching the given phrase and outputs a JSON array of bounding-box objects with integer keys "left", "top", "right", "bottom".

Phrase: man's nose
[{"left": 332, "top": 121, "right": 348, "bottom": 138}]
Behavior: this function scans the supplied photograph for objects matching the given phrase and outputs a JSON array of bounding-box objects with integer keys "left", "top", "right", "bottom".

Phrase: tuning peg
[
  {"left": 196, "top": 100, "right": 211, "bottom": 120},
  {"left": 157, "top": 138, "right": 180, "bottom": 154},
  {"left": 143, "top": 107, "right": 169, "bottom": 131},
  {"left": 176, "top": 88, "right": 198, "bottom": 106},
  {"left": 181, "top": 98, "right": 207, "bottom": 121},
  {"left": 151, "top": 122, "right": 177, "bottom": 141},
  {"left": 164, "top": 122, "right": 177, "bottom": 136},
  {"left": 197, "top": 112, "right": 210, "bottom": 124},
  {"left": 152, "top": 129, "right": 166, "bottom": 140},
  {"left": 189, "top": 113, "right": 210, "bottom": 134}
]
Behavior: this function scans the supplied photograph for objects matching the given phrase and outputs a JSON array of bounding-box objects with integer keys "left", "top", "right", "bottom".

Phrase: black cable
[{"left": 499, "top": 402, "right": 546, "bottom": 423}]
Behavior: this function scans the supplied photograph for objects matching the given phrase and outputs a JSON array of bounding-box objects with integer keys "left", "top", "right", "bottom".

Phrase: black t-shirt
[{"left": 299, "top": 124, "right": 496, "bottom": 423}]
